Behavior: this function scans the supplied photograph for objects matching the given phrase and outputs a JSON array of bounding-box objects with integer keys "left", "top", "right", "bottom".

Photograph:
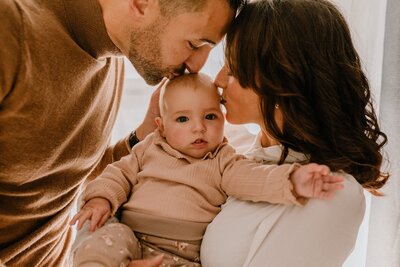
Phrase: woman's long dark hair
[{"left": 226, "top": 0, "right": 388, "bottom": 194}]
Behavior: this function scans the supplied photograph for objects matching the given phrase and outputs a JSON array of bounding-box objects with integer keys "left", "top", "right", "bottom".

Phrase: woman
[{"left": 200, "top": 0, "right": 388, "bottom": 266}]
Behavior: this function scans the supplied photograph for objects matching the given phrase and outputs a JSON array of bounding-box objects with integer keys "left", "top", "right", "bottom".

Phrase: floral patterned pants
[{"left": 72, "top": 222, "right": 201, "bottom": 267}]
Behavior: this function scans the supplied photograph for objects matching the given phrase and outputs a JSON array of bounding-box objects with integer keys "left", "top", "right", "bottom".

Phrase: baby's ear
[{"left": 155, "top": 117, "right": 164, "bottom": 136}]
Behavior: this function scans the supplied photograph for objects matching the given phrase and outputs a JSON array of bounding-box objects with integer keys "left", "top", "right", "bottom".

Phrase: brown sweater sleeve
[
  {"left": 219, "top": 145, "right": 305, "bottom": 206},
  {"left": 86, "top": 134, "right": 131, "bottom": 182},
  {"left": 83, "top": 133, "right": 153, "bottom": 215},
  {"left": 0, "top": 0, "right": 22, "bottom": 103}
]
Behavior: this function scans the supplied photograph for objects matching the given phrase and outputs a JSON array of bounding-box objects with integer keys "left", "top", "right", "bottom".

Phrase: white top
[{"left": 200, "top": 128, "right": 365, "bottom": 267}]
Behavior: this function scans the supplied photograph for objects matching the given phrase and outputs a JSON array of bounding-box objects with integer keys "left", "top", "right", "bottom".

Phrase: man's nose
[{"left": 185, "top": 47, "right": 212, "bottom": 73}]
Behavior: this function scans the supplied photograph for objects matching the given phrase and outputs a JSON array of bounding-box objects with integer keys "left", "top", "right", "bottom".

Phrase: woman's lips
[{"left": 220, "top": 95, "right": 226, "bottom": 104}]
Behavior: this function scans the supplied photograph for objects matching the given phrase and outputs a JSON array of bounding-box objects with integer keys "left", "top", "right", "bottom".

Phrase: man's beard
[{"left": 128, "top": 18, "right": 183, "bottom": 85}]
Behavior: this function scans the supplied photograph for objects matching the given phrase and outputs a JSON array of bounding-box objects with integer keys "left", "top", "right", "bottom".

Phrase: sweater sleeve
[
  {"left": 86, "top": 134, "right": 131, "bottom": 181},
  {"left": 83, "top": 133, "right": 154, "bottom": 215},
  {"left": 219, "top": 145, "right": 305, "bottom": 206},
  {"left": 0, "top": 0, "right": 22, "bottom": 103}
]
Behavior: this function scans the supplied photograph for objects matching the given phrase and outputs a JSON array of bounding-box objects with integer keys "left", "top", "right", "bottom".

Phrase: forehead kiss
[{"left": 126, "top": 0, "right": 235, "bottom": 85}]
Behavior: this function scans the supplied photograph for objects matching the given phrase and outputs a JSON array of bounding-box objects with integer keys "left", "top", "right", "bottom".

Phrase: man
[{"left": 0, "top": 0, "right": 244, "bottom": 265}]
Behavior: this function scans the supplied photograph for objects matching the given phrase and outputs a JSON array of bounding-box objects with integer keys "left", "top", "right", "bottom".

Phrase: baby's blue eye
[
  {"left": 176, "top": 116, "right": 189, "bottom": 123},
  {"left": 205, "top": 114, "right": 217, "bottom": 120}
]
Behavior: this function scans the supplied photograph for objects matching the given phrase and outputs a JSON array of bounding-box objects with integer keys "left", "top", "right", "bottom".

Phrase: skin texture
[
  {"left": 97, "top": 2, "right": 232, "bottom": 263},
  {"left": 70, "top": 69, "right": 345, "bottom": 265},
  {"left": 98, "top": 0, "right": 235, "bottom": 142},
  {"left": 96, "top": 0, "right": 386, "bottom": 264},
  {"left": 213, "top": 68, "right": 345, "bottom": 197},
  {"left": 215, "top": 66, "right": 262, "bottom": 125},
  {"left": 99, "top": 0, "right": 234, "bottom": 85},
  {"left": 155, "top": 74, "right": 225, "bottom": 158},
  {"left": 71, "top": 74, "right": 344, "bottom": 240},
  {"left": 222, "top": 0, "right": 388, "bottom": 191},
  {"left": 215, "top": 66, "right": 281, "bottom": 147}
]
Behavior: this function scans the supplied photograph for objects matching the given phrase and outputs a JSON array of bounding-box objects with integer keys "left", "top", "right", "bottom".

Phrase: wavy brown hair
[{"left": 226, "top": 0, "right": 388, "bottom": 194}]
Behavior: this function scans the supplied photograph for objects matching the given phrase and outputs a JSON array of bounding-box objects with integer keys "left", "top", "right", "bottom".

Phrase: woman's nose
[{"left": 214, "top": 66, "right": 228, "bottom": 90}]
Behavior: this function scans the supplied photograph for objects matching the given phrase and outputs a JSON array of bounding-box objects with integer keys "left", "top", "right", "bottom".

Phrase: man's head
[
  {"left": 100, "top": 0, "right": 246, "bottom": 85},
  {"left": 155, "top": 73, "right": 225, "bottom": 159}
]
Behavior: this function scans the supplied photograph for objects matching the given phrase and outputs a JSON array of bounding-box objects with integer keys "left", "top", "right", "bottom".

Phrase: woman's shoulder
[
  {"left": 320, "top": 171, "right": 366, "bottom": 214},
  {"left": 334, "top": 171, "right": 364, "bottom": 197}
]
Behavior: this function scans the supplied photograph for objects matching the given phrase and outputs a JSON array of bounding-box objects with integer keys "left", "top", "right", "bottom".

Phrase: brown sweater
[
  {"left": 0, "top": 0, "right": 130, "bottom": 266},
  {"left": 84, "top": 131, "right": 302, "bottom": 240}
]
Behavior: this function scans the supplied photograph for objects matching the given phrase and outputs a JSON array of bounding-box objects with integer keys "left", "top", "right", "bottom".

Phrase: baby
[{"left": 71, "top": 73, "right": 343, "bottom": 266}]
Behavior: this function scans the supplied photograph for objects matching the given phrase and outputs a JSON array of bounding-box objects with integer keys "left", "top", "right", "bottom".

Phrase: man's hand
[
  {"left": 128, "top": 255, "right": 164, "bottom": 267},
  {"left": 290, "top": 163, "right": 344, "bottom": 199},
  {"left": 135, "top": 79, "right": 166, "bottom": 140},
  {"left": 70, "top": 197, "right": 111, "bottom": 232}
]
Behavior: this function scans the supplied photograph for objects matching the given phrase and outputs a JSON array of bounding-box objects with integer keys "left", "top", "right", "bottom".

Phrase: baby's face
[{"left": 159, "top": 79, "right": 225, "bottom": 159}]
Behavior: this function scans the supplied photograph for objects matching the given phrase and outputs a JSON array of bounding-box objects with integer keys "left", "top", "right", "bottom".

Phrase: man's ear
[
  {"left": 129, "top": 0, "right": 157, "bottom": 18},
  {"left": 155, "top": 117, "right": 165, "bottom": 136}
]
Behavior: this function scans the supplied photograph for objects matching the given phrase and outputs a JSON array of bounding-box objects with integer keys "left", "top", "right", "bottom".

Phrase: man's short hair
[{"left": 158, "top": 0, "right": 247, "bottom": 17}]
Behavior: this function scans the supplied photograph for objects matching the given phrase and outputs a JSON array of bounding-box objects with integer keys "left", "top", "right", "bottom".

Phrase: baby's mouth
[{"left": 192, "top": 139, "right": 207, "bottom": 147}]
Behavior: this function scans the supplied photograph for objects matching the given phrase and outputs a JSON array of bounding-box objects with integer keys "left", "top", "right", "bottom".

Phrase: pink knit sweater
[{"left": 84, "top": 131, "right": 302, "bottom": 227}]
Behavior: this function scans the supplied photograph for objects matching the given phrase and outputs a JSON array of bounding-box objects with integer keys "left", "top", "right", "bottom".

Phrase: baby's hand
[
  {"left": 70, "top": 197, "right": 111, "bottom": 232},
  {"left": 290, "top": 163, "right": 344, "bottom": 199}
]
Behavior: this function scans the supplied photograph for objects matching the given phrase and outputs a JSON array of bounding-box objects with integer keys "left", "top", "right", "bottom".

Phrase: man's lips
[
  {"left": 167, "top": 72, "right": 178, "bottom": 79},
  {"left": 167, "top": 69, "right": 184, "bottom": 79}
]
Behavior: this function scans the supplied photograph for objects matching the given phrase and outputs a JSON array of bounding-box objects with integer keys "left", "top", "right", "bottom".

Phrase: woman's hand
[
  {"left": 128, "top": 255, "right": 164, "bottom": 267},
  {"left": 70, "top": 197, "right": 111, "bottom": 232},
  {"left": 290, "top": 163, "right": 344, "bottom": 199}
]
